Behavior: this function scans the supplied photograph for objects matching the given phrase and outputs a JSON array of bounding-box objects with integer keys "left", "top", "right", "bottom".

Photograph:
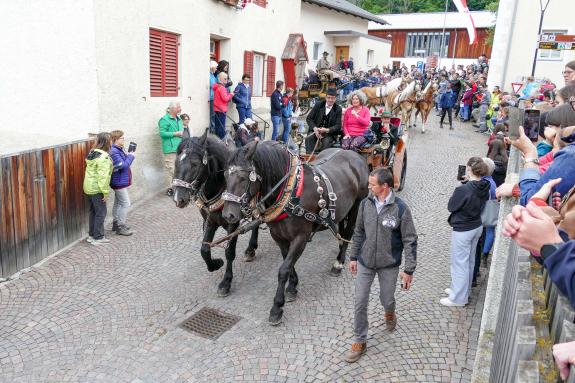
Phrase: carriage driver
[
  {"left": 305, "top": 88, "right": 342, "bottom": 153},
  {"left": 344, "top": 168, "right": 418, "bottom": 363}
]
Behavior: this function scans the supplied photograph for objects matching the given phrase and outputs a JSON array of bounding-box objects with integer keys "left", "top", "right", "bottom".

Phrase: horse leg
[
  {"left": 421, "top": 110, "right": 427, "bottom": 134},
  {"left": 200, "top": 220, "right": 224, "bottom": 272},
  {"left": 269, "top": 235, "right": 307, "bottom": 325},
  {"left": 276, "top": 239, "right": 299, "bottom": 302},
  {"left": 217, "top": 234, "right": 238, "bottom": 297},
  {"left": 331, "top": 200, "right": 361, "bottom": 276},
  {"left": 244, "top": 226, "right": 259, "bottom": 262}
]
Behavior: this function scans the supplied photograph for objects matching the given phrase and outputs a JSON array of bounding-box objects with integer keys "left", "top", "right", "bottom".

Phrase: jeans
[
  {"left": 354, "top": 263, "right": 399, "bottom": 343},
  {"left": 460, "top": 104, "right": 470, "bottom": 121},
  {"left": 112, "top": 188, "right": 131, "bottom": 226},
  {"left": 281, "top": 117, "right": 291, "bottom": 143},
  {"left": 483, "top": 226, "right": 495, "bottom": 254},
  {"left": 449, "top": 227, "right": 483, "bottom": 304},
  {"left": 88, "top": 193, "right": 107, "bottom": 240},
  {"left": 214, "top": 111, "right": 226, "bottom": 139},
  {"left": 209, "top": 100, "right": 215, "bottom": 134},
  {"left": 479, "top": 104, "right": 488, "bottom": 130},
  {"left": 271, "top": 115, "right": 282, "bottom": 141},
  {"left": 237, "top": 107, "right": 252, "bottom": 125},
  {"left": 440, "top": 107, "right": 453, "bottom": 126}
]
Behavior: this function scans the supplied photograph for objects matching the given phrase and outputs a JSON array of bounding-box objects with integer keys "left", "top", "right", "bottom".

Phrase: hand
[
  {"left": 502, "top": 204, "right": 526, "bottom": 238},
  {"left": 343, "top": 135, "right": 350, "bottom": 140},
  {"left": 313, "top": 127, "right": 322, "bottom": 139},
  {"left": 509, "top": 126, "right": 537, "bottom": 157},
  {"left": 496, "top": 182, "right": 515, "bottom": 199},
  {"left": 320, "top": 127, "right": 330, "bottom": 134},
  {"left": 553, "top": 341, "right": 575, "bottom": 381},
  {"left": 128, "top": 152, "right": 136, "bottom": 158},
  {"left": 349, "top": 260, "right": 357, "bottom": 276},
  {"left": 102, "top": 196, "right": 107, "bottom": 203},
  {"left": 174, "top": 131, "right": 183, "bottom": 137},
  {"left": 532, "top": 178, "right": 562, "bottom": 201},
  {"left": 511, "top": 202, "right": 563, "bottom": 254},
  {"left": 254, "top": 137, "right": 260, "bottom": 141},
  {"left": 399, "top": 272, "right": 413, "bottom": 290}
]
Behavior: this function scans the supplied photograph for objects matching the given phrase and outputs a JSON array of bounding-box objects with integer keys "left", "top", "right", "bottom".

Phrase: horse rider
[{"left": 305, "top": 88, "right": 342, "bottom": 154}]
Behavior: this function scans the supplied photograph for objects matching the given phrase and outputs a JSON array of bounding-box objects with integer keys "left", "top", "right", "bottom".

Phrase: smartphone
[
  {"left": 523, "top": 109, "right": 541, "bottom": 142},
  {"left": 508, "top": 107, "right": 522, "bottom": 140},
  {"left": 457, "top": 165, "right": 466, "bottom": 181},
  {"left": 128, "top": 142, "right": 137, "bottom": 153}
]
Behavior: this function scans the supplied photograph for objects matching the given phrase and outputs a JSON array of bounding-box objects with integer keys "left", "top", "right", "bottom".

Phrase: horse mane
[
  {"left": 397, "top": 81, "right": 416, "bottom": 103},
  {"left": 380, "top": 77, "right": 403, "bottom": 96},
  {"left": 229, "top": 141, "right": 289, "bottom": 206},
  {"left": 422, "top": 81, "right": 432, "bottom": 95},
  {"left": 178, "top": 135, "right": 230, "bottom": 175}
]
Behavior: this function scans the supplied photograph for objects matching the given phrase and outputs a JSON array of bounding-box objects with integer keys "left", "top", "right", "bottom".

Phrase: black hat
[
  {"left": 322, "top": 51, "right": 329, "bottom": 56},
  {"left": 326, "top": 88, "right": 337, "bottom": 96}
]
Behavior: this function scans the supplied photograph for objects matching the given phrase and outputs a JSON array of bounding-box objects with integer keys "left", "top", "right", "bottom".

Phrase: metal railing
[{"left": 471, "top": 147, "right": 575, "bottom": 382}]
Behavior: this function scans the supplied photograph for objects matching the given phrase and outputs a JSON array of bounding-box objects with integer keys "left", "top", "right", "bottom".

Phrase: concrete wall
[
  {"left": 488, "top": 0, "right": 575, "bottom": 92},
  {"left": 0, "top": 0, "right": 100, "bottom": 155}
]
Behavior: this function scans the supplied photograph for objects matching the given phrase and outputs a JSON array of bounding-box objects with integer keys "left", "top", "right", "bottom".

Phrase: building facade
[
  {"left": 0, "top": 0, "right": 389, "bottom": 203},
  {"left": 368, "top": 11, "right": 495, "bottom": 69},
  {"left": 487, "top": 0, "right": 575, "bottom": 92}
]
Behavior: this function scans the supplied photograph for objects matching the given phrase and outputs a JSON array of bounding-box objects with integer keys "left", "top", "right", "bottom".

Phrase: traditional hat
[
  {"left": 381, "top": 111, "right": 392, "bottom": 118},
  {"left": 326, "top": 88, "right": 337, "bottom": 96},
  {"left": 322, "top": 51, "right": 329, "bottom": 56}
]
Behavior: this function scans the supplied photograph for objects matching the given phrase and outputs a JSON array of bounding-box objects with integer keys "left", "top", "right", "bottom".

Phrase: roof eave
[{"left": 302, "top": 0, "right": 389, "bottom": 25}]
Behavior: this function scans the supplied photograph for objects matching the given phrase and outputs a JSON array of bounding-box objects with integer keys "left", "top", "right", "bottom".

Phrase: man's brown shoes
[
  {"left": 385, "top": 311, "right": 397, "bottom": 332},
  {"left": 344, "top": 342, "right": 367, "bottom": 363}
]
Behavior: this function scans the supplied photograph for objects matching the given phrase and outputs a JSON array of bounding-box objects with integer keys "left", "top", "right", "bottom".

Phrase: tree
[{"left": 353, "top": 0, "right": 496, "bottom": 14}]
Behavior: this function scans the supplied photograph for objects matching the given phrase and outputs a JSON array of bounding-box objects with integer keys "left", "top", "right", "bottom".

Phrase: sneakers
[
  {"left": 87, "top": 236, "right": 95, "bottom": 243},
  {"left": 115, "top": 225, "right": 133, "bottom": 236},
  {"left": 344, "top": 342, "right": 367, "bottom": 363},
  {"left": 91, "top": 238, "right": 110, "bottom": 246},
  {"left": 444, "top": 288, "right": 453, "bottom": 296},
  {"left": 384, "top": 312, "right": 397, "bottom": 332},
  {"left": 439, "top": 297, "right": 466, "bottom": 307}
]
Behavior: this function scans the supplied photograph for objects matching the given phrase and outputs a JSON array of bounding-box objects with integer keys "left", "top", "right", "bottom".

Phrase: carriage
[{"left": 294, "top": 115, "right": 408, "bottom": 191}]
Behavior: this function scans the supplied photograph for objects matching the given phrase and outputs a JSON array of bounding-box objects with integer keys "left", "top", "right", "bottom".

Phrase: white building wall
[
  {"left": 489, "top": 0, "right": 575, "bottom": 92},
  {"left": 0, "top": 0, "right": 100, "bottom": 155}
]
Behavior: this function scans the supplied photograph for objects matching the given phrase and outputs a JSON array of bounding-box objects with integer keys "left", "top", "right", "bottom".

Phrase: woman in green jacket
[{"left": 83, "top": 132, "right": 113, "bottom": 245}]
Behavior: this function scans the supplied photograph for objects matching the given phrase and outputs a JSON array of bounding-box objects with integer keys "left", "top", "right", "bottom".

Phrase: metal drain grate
[{"left": 179, "top": 307, "right": 241, "bottom": 340}]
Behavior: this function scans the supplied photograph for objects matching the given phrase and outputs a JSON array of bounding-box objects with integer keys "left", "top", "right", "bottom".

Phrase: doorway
[{"left": 335, "top": 46, "right": 349, "bottom": 61}]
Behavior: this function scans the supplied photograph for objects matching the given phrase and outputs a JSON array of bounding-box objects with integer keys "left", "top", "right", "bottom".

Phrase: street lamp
[{"left": 531, "top": 0, "right": 551, "bottom": 77}]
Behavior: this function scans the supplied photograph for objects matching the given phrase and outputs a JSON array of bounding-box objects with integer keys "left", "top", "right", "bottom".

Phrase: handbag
[{"left": 481, "top": 199, "right": 500, "bottom": 227}]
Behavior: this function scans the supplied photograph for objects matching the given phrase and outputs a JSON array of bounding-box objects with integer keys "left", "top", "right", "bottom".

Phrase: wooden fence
[{"left": 0, "top": 139, "right": 94, "bottom": 279}]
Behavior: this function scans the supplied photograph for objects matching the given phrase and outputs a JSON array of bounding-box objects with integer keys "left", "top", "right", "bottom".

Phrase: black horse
[
  {"left": 222, "top": 141, "right": 368, "bottom": 325},
  {"left": 172, "top": 132, "right": 259, "bottom": 297}
]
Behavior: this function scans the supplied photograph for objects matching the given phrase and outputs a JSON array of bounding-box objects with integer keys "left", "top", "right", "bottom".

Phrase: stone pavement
[{"left": 0, "top": 115, "right": 491, "bottom": 383}]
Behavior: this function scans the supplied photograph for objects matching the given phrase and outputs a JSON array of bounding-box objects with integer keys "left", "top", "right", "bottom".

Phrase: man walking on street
[{"left": 344, "top": 168, "right": 418, "bottom": 363}]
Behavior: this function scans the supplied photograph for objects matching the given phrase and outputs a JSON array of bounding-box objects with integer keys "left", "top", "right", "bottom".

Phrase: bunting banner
[{"left": 452, "top": 0, "right": 477, "bottom": 45}]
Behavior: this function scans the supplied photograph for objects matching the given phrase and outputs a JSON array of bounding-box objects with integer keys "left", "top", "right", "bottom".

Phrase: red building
[{"left": 368, "top": 11, "right": 495, "bottom": 69}]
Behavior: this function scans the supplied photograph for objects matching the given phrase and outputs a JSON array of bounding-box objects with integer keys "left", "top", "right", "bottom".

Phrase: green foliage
[{"left": 354, "top": 0, "right": 497, "bottom": 14}]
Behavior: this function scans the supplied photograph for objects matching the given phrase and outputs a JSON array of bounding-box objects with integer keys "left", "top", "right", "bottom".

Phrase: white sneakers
[
  {"left": 87, "top": 236, "right": 110, "bottom": 245},
  {"left": 439, "top": 297, "right": 466, "bottom": 307},
  {"left": 444, "top": 288, "right": 452, "bottom": 296}
]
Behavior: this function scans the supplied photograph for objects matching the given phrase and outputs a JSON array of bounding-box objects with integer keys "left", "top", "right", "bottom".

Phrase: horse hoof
[
  {"left": 244, "top": 248, "right": 256, "bottom": 262},
  {"left": 217, "top": 287, "right": 231, "bottom": 297},
  {"left": 207, "top": 258, "right": 224, "bottom": 272},
  {"left": 329, "top": 266, "right": 343, "bottom": 277},
  {"left": 268, "top": 315, "right": 283, "bottom": 326},
  {"left": 285, "top": 291, "right": 298, "bottom": 302}
]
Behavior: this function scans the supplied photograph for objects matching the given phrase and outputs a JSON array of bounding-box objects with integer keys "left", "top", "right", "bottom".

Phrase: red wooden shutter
[
  {"left": 149, "top": 29, "right": 179, "bottom": 97},
  {"left": 149, "top": 29, "right": 163, "bottom": 97},
  {"left": 244, "top": 51, "right": 254, "bottom": 88},
  {"left": 266, "top": 56, "right": 276, "bottom": 97}
]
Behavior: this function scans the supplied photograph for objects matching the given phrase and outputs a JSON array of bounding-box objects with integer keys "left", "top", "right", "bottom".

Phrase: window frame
[
  {"left": 149, "top": 28, "right": 179, "bottom": 97},
  {"left": 367, "top": 49, "right": 374, "bottom": 66}
]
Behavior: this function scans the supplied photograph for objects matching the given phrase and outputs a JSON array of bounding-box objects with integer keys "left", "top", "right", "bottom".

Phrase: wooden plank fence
[{"left": 0, "top": 139, "right": 94, "bottom": 279}]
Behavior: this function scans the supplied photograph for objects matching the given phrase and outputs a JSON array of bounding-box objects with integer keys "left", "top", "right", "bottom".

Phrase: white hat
[
  {"left": 244, "top": 118, "right": 256, "bottom": 126},
  {"left": 210, "top": 60, "right": 218, "bottom": 68}
]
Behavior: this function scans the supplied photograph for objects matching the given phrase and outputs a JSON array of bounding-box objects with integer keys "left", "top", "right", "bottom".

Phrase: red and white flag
[{"left": 452, "top": 0, "right": 477, "bottom": 45}]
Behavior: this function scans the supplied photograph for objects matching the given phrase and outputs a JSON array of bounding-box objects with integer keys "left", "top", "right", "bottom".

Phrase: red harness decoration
[{"left": 273, "top": 164, "right": 304, "bottom": 222}]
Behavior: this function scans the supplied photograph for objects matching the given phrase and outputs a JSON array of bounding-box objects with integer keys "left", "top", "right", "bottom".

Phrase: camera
[{"left": 128, "top": 142, "right": 137, "bottom": 153}]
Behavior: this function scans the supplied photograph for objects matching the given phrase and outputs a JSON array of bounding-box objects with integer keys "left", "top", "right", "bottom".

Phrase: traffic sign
[
  {"left": 538, "top": 41, "right": 575, "bottom": 50},
  {"left": 511, "top": 82, "right": 523, "bottom": 94},
  {"left": 417, "top": 61, "right": 424, "bottom": 71}
]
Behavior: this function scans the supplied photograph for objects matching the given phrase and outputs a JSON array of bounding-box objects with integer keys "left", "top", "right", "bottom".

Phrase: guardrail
[{"left": 471, "top": 147, "right": 575, "bottom": 382}]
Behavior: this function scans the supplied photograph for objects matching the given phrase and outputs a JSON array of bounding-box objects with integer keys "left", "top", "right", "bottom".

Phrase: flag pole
[{"left": 438, "top": 0, "right": 449, "bottom": 69}]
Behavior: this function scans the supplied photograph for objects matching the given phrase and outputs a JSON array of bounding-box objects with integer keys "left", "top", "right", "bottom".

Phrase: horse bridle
[
  {"left": 172, "top": 151, "right": 208, "bottom": 196},
  {"left": 221, "top": 164, "right": 262, "bottom": 217}
]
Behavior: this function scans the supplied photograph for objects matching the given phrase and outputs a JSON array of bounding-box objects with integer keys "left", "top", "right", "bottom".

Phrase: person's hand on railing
[
  {"left": 502, "top": 201, "right": 563, "bottom": 254},
  {"left": 553, "top": 341, "right": 575, "bottom": 381}
]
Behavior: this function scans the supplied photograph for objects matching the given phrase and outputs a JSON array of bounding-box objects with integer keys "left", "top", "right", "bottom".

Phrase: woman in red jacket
[
  {"left": 342, "top": 91, "right": 371, "bottom": 151},
  {"left": 212, "top": 72, "right": 234, "bottom": 139}
]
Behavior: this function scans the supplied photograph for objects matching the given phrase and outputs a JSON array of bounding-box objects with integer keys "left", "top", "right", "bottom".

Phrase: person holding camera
[
  {"left": 441, "top": 157, "right": 490, "bottom": 307},
  {"left": 109, "top": 130, "right": 135, "bottom": 236},
  {"left": 344, "top": 168, "right": 418, "bottom": 363}
]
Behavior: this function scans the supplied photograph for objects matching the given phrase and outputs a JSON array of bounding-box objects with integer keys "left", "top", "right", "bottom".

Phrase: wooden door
[{"left": 335, "top": 46, "right": 349, "bottom": 61}]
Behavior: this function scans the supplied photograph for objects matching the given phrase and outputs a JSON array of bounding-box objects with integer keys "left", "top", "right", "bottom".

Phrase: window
[
  {"left": 313, "top": 42, "right": 322, "bottom": 61},
  {"left": 149, "top": 28, "right": 179, "bottom": 97},
  {"left": 404, "top": 31, "right": 450, "bottom": 57},
  {"left": 367, "top": 50, "right": 374, "bottom": 66},
  {"left": 539, "top": 30, "right": 568, "bottom": 60},
  {"left": 210, "top": 39, "right": 220, "bottom": 61},
  {"left": 252, "top": 54, "right": 265, "bottom": 97}
]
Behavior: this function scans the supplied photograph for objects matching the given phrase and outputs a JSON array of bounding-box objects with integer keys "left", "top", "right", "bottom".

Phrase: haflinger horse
[
  {"left": 172, "top": 131, "right": 259, "bottom": 297},
  {"left": 414, "top": 81, "right": 439, "bottom": 134},
  {"left": 385, "top": 79, "right": 422, "bottom": 130},
  {"left": 361, "top": 76, "right": 409, "bottom": 111},
  {"left": 222, "top": 141, "right": 368, "bottom": 325}
]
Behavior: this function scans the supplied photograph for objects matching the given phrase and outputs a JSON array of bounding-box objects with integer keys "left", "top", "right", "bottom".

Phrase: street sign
[
  {"left": 417, "top": 61, "right": 424, "bottom": 71},
  {"left": 538, "top": 41, "right": 575, "bottom": 50},
  {"left": 541, "top": 33, "right": 575, "bottom": 43},
  {"left": 511, "top": 82, "right": 523, "bottom": 94}
]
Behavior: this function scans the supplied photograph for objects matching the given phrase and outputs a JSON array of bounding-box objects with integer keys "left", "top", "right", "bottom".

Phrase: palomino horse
[
  {"left": 222, "top": 142, "right": 368, "bottom": 325},
  {"left": 361, "top": 76, "right": 409, "bottom": 110},
  {"left": 384, "top": 79, "right": 422, "bottom": 129},
  {"left": 172, "top": 132, "right": 259, "bottom": 297},
  {"left": 414, "top": 81, "right": 439, "bottom": 134}
]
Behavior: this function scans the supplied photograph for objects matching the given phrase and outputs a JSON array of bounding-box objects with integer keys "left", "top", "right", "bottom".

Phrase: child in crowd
[
  {"left": 109, "top": 130, "right": 135, "bottom": 236},
  {"left": 83, "top": 132, "right": 113, "bottom": 245},
  {"left": 235, "top": 118, "right": 260, "bottom": 147},
  {"left": 537, "top": 125, "right": 558, "bottom": 157}
]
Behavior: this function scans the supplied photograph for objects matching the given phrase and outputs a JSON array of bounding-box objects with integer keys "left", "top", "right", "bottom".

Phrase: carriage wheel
[
  {"left": 299, "top": 99, "right": 311, "bottom": 116},
  {"left": 398, "top": 151, "right": 407, "bottom": 191}
]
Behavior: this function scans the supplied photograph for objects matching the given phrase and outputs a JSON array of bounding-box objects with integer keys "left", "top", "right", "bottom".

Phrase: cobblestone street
[{"left": 0, "top": 115, "right": 490, "bottom": 383}]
